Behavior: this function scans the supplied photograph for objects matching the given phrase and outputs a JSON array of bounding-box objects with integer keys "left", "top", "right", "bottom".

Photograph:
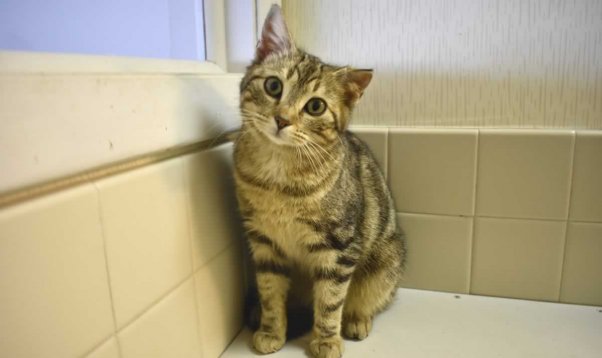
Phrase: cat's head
[{"left": 240, "top": 5, "right": 372, "bottom": 148}]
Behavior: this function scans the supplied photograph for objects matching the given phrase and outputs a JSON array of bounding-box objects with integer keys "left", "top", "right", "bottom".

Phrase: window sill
[{"left": 0, "top": 51, "right": 225, "bottom": 75}]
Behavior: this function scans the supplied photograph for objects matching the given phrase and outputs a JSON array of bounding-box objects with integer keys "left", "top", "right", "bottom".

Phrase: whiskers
[
  {"left": 240, "top": 109, "right": 270, "bottom": 124},
  {"left": 293, "top": 132, "right": 340, "bottom": 176},
  {"left": 207, "top": 109, "right": 268, "bottom": 147}
]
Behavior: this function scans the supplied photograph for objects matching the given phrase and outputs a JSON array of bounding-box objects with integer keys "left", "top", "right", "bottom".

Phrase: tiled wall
[
  {"left": 353, "top": 128, "right": 602, "bottom": 306},
  {"left": 1, "top": 128, "right": 600, "bottom": 358},
  {"left": 0, "top": 144, "right": 245, "bottom": 358}
]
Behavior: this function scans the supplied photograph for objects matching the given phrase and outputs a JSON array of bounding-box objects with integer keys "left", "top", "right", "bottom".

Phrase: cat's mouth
[
  {"left": 257, "top": 122, "right": 297, "bottom": 147},
  {"left": 270, "top": 127, "right": 295, "bottom": 145}
]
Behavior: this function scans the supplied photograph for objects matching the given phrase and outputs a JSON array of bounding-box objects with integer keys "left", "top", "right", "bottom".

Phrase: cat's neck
[{"left": 235, "top": 126, "right": 344, "bottom": 186}]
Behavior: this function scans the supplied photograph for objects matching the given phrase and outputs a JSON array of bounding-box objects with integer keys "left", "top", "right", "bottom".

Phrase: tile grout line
[
  {"left": 104, "top": 217, "right": 240, "bottom": 351},
  {"left": 384, "top": 127, "right": 389, "bottom": 179},
  {"left": 112, "top": 240, "right": 241, "bottom": 353},
  {"left": 557, "top": 131, "right": 577, "bottom": 302},
  {"left": 181, "top": 156, "right": 207, "bottom": 357},
  {"left": 396, "top": 210, "right": 571, "bottom": 223},
  {"left": 220, "top": 325, "right": 246, "bottom": 357},
  {"left": 569, "top": 219, "right": 602, "bottom": 225},
  {"left": 193, "top": 240, "right": 241, "bottom": 357},
  {"left": 81, "top": 151, "right": 237, "bottom": 357},
  {"left": 474, "top": 214, "right": 568, "bottom": 222},
  {"left": 90, "top": 182, "right": 124, "bottom": 358},
  {"left": 114, "top": 241, "right": 240, "bottom": 349},
  {"left": 79, "top": 335, "right": 116, "bottom": 358},
  {"left": 397, "top": 211, "right": 471, "bottom": 218},
  {"left": 190, "top": 274, "right": 207, "bottom": 358},
  {"left": 116, "top": 273, "right": 194, "bottom": 335},
  {"left": 193, "top": 240, "right": 240, "bottom": 276},
  {"left": 468, "top": 129, "right": 481, "bottom": 294},
  {"left": 386, "top": 127, "right": 392, "bottom": 185}
]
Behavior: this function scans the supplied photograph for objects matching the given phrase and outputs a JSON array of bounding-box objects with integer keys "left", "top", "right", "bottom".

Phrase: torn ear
[
  {"left": 340, "top": 68, "right": 373, "bottom": 108},
  {"left": 255, "top": 5, "right": 295, "bottom": 63}
]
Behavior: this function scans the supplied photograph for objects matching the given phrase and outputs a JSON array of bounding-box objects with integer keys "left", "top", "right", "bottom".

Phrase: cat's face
[{"left": 240, "top": 6, "right": 372, "bottom": 148}]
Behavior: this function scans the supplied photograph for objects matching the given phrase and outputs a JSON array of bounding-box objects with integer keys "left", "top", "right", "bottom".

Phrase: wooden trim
[{"left": 0, "top": 131, "right": 237, "bottom": 209}]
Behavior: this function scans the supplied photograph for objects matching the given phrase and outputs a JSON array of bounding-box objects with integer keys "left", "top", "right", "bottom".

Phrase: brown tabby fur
[{"left": 233, "top": 5, "right": 406, "bottom": 358}]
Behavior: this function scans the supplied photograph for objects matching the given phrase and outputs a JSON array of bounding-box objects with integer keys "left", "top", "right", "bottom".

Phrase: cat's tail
[{"left": 223, "top": 128, "right": 242, "bottom": 142}]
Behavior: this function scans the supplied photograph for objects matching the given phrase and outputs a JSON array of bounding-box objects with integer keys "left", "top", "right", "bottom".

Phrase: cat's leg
[
  {"left": 248, "top": 232, "right": 291, "bottom": 354},
  {"left": 341, "top": 270, "right": 396, "bottom": 340},
  {"left": 342, "top": 235, "right": 404, "bottom": 340},
  {"left": 310, "top": 263, "right": 355, "bottom": 358}
]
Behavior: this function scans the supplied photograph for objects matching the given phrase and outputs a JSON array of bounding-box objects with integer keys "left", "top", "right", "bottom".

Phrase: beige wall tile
[
  {"left": 185, "top": 144, "right": 244, "bottom": 270},
  {"left": 118, "top": 279, "right": 201, "bottom": 358},
  {"left": 471, "top": 218, "right": 566, "bottom": 301},
  {"left": 389, "top": 129, "right": 477, "bottom": 215},
  {"left": 560, "top": 222, "right": 602, "bottom": 306},
  {"left": 570, "top": 131, "right": 602, "bottom": 222},
  {"left": 96, "top": 158, "right": 192, "bottom": 328},
  {"left": 350, "top": 127, "right": 388, "bottom": 176},
  {"left": 195, "top": 243, "right": 245, "bottom": 358},
  {"left": 476, "top": 130, "right": 573, "bottom": 220},
  {"left": 0, "top": 185, "right": 114, "bottom": 358},
  {"left": 85, "top": 337, "right": 120, "bottom": 358},
  {"left": 398, "top": 213, "right": 473, "bottom": 293}
]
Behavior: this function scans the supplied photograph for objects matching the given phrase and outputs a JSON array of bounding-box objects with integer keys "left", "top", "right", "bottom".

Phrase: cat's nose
[{"left": 274, "top": 115, "right": 291, "bottom": 131}]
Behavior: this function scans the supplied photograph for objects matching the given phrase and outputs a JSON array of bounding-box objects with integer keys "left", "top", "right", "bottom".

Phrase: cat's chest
[
  {"left": 256, "top": 213, "right": 309, "bottom": 257},
  {"left": 246, "top": 195, "right": 320, "bottom": 260}
]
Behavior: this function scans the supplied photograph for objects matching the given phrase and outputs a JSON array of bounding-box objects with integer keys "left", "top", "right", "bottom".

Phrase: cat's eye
[
  {"left": 264, "top": 76, "right": 283, "bottom": 98},
  {"left": 304, "top": 98, "right": 327, "bottom": 116}
]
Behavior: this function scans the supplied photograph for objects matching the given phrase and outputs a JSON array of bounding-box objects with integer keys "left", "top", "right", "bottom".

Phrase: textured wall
[{"left": 283, "top": 0, "right": 602, "bottom": 128}]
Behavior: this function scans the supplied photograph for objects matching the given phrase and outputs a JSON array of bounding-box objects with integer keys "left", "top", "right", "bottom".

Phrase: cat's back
[
  {"left": 340, "top": 130, "right": 401, "bottom": 248},
  {"left": 340, "top": 130, "right": 387, "bottom": 189}
]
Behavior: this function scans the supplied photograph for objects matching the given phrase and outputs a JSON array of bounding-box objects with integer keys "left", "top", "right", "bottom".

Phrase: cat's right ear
[{"left": 255, "top": 5, "right": 295, "bottom": 63}]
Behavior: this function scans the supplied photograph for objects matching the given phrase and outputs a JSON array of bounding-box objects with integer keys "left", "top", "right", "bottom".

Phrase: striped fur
[{"left": 234, "top": 5, "right": 406, "bottom": 358}]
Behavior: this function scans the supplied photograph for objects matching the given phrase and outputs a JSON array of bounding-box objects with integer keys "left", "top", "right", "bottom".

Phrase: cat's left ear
[
  {"left": 341, "top": 68, "right": 373, "bottom": 107},
  {"left": 255, "top": 5, "right": 295, "bottom": 63},
  {"left": 347, "top": 69, "right": 373, "bottom": 98}
]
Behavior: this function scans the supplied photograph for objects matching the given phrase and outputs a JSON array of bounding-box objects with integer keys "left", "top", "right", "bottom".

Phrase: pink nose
[{"left": 275, "top": 115, "right": 291, "bottom": 131}]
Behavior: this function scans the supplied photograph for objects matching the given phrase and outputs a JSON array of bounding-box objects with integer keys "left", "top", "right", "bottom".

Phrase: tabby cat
[{"left": 233, "top": 5, "right": 406, "bottom": 358}]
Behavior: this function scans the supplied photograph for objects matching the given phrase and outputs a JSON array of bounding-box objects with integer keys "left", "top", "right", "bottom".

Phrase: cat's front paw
[
  {"left": 253, "top": 330, "right": 285, "bottom": 354},
  {"left": 342, "top": 316, "right": 372, "bottom": 341},
  {"left": 309, "top": 336, "right": 344, "bottom": 358}
]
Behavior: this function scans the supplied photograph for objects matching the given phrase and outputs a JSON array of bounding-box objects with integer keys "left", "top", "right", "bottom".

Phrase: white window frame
[
  {"left": 205, "top": 0, "right": 281, "bottom": 72},
  {"left": 1, "top": 0, "right": 282, "bottom": 74}
]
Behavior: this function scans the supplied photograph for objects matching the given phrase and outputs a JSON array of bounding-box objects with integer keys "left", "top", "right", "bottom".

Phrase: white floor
[{"left": 222, "top": 288, "right": 602, "bottom": 358}]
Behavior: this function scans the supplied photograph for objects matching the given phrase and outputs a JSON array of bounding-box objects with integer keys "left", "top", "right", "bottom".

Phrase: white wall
[{"left": 283, "top": 0, "right": 602, "bottom": 128}]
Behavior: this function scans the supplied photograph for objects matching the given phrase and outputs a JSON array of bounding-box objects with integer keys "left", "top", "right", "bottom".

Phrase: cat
[{"left": 233, "top": 5, "right": 406, "bottom": 358}]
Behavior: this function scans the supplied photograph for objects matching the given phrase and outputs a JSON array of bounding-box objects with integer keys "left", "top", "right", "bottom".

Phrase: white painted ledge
[
  {"left": 223, "top": 288, "right": 602, "bottom": 358},
  {"left": 0, "top": 51, "right": 225, "bottom": 74},
  {"left": 0, "top": 51, "right": 242, "bottom": 194}
]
